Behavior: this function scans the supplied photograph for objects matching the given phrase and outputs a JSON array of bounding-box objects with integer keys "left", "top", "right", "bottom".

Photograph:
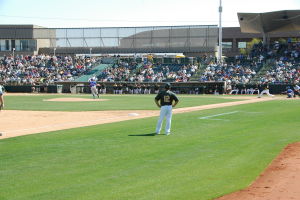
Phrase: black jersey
[
  {"left": 155, "top": 90, "right": 179, "bottom": 106},
  {"left": 263, "top": 84, "right": 269, "bottom": 90}
]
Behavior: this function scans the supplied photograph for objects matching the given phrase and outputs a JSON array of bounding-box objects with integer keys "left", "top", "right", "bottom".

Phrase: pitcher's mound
[{"left": 44, "top": 98, "right": 109, "bottom": 102}]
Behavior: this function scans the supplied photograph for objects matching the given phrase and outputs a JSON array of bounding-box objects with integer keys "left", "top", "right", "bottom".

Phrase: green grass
[
  {"left": 1, "top": 97, "right": 300, "bottom": 200},
  {"left": 3, "top": 94, "right": 241, "bottom": 111}
]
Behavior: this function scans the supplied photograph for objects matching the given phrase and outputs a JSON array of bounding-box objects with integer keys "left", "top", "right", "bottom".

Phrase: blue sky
[{"left": 0, "top": 0, "right": 299, "bottom": 28}]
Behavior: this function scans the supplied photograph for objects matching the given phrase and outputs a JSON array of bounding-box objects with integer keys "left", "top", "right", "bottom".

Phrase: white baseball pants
[
  {"left": 91, "top": 86, "right": 98, "bottom": 97},
  {"left": 156, "top": 105, "right": 172, "bottom": 134}
]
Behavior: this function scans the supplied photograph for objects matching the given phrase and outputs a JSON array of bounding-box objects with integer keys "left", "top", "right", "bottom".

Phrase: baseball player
[
  {"left": 100, "top": 83, "right": 106, "bottom": 94},
  {"left": 88, "top": 77, "right": 99, "bottom": 99},
  {"left": 0, "top": 84, "right": 5, "bottom": 110},
  {"left": 258, "top": 83, "right": 274, "bottom": 98},
  {"left": 229, "top": 85, "right": 239, "bottom": 95},
  {"left": 155, "top": 83, "right": 179, "bottom": 135},
  {"left": 286, "top": 87, "right": 294, "bottom": 98},
  {"left": 293, "top": 84, "right": 300, "bottom": 97}
]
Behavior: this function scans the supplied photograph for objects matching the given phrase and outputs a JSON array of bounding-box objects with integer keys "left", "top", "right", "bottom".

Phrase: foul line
[{"left": 198, "top": 111, "right": 239, "bottom": 120}]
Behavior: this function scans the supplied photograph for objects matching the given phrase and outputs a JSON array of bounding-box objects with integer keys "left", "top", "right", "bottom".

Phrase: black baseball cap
[{"left": 165, "top": 83, "right": 171, "bottom": 89}]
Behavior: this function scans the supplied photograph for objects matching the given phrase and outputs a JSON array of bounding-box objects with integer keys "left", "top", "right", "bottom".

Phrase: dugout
[
  {"left": 4, "top": 85, "right": 61, "bottom": 93},
  {"left": 4, "top": 81, "right": 293, "bottom": 94},
  {"left": 52, "top": 81, "right": 226, "bottom": 95},
  {"left": 1, "top": 82, "right": 225, "bottom": 94},
  {"left": 232, "top": 83, "right": 293, "bottom": 94},
  {"left": 3, "top": 82, "right": 295, "bottom": 95}
]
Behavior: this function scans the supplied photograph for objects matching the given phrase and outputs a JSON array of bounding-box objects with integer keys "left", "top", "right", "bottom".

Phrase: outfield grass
[
  {"left": 3, "top": 94, "right": 241, "bottom": 111},
  {"left": 1, "top": 97, "right": 300, "bottom": 200}
]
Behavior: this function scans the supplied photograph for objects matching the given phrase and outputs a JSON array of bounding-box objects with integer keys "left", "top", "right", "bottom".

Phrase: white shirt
[
  {"left": 0, "top": 85, "right": 4, "bottom": 94},
  {"left": 294, "top": 85, "right": 300, "bottom": 90}
]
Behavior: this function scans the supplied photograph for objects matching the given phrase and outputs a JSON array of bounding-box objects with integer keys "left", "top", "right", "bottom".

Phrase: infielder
[
  {"left": 89, "top": 78, "right": 99, "bottom": 99},
  {"left": 0, "top": 84, "right": 5, "bottom": 110},
  {"left": 155, "top": 83, "right": 179, "bottom": 135}
]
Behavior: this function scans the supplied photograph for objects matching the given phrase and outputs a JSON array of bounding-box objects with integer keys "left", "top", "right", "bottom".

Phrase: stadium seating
[{"left": 1, "top": 41, "right": 299, "bottom": 88}]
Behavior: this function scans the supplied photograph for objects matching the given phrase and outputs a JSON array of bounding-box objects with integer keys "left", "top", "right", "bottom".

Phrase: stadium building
[
  {"left": 0, "top": 10, "right": 300, "bottom": 58},
  {"left": 0, "top": 25, "right": 218, "bottom": 56}
]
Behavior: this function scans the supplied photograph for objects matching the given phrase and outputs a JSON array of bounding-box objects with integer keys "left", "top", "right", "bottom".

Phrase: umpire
[{"left": 155, "top": 83, "right": 179, "bottom": 135}]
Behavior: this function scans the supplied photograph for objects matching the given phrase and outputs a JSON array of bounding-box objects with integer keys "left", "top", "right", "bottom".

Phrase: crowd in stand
[
  {"left": 151, "top": 64, "right": 198, "bottom": 82},
  {"left": 98, "top": 61, "right": 138, "bottom": 82},
  {"left": 199, "top": 40, "right": 300, "bottom": 86},
  {"left": 1, "top": 40, "right": 300, "bottom": 88},
  {"left": 250, "top": 40, "right": 300, "bottom": 62},
  {"left": 0, "top": 54, "right": 98, "bottom": 85},
  {"left": 256, "top": 41, "right": 300, "bottom": 84},
  {"left": 97, "top": 61, "right": 198, "bottom": 83},
  {"left": 200, "top": 61, "right": 260, "bottom": 84},
  {"left": 259, "top": 60, "right": 300, "bottom": 84}
]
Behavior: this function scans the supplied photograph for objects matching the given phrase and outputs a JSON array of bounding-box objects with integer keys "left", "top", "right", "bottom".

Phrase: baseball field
[{"left": 0, "top": 94, "right": 300, "bottom": 200}]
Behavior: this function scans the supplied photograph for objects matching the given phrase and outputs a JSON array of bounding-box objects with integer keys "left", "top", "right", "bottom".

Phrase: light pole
[
  {"left": 89, "top": 48, "right": 92, "bottom": 57},
  {"left": 54, "top": 48, "right": 56, "bottom": 57},
  {"left": 218, "top": 0, "right": 223, "bottom": 64}
]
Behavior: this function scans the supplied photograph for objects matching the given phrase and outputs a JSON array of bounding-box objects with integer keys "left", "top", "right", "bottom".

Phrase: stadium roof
[{"left": 238, "top": 10, "right": 300, "bottom": 34}]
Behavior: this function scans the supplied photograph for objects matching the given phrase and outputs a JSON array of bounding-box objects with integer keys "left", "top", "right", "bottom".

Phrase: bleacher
[{"left": 2, "top": 40, "right": 299, "bottom": 87}]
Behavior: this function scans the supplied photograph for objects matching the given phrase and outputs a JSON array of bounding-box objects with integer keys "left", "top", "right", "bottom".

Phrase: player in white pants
[
  {"left": 88, "top": 78, "right": 99, "bottom": 99},
  {"left": 0, "top": 84, "right": 5, "bottom": 110},
  {"left": 155, "top": 83, "right": 179, "bottom": 135},
  {"left": 258, "top": 84, "right": 274, "bottom": 98},
  {"left": 230, "top": 87, "right": 239, "bottom": 95}
]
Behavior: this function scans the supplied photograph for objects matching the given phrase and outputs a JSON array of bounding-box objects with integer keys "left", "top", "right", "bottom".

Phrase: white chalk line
[
  {"left": 198, "top": 111, "right": 263, "bottom": 121},
  {"left": 199, "top": 111, "right": 239, "bottom": 120}
]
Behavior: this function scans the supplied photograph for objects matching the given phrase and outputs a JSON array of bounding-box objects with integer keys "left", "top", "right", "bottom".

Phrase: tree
[{"left": 240, "top": 38, "right": 262, "bottom": 55}]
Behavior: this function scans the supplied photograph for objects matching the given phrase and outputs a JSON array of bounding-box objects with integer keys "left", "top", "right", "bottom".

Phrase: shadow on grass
[{"left": 128, "top": 133, "right": 157, "bottom": 136}]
